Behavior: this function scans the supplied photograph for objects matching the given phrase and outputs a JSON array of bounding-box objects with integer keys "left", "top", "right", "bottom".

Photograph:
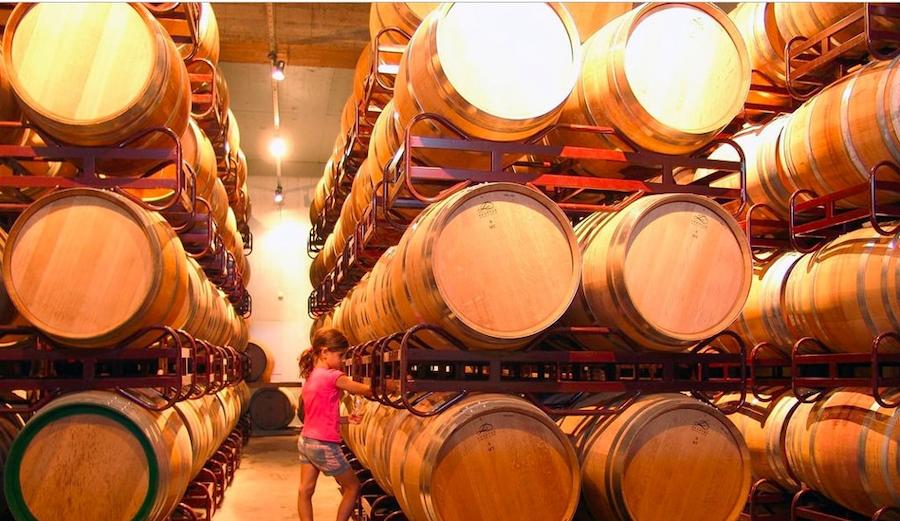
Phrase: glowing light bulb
[{"left": 269, "top": 136, "right": 287, "bottom": 158}]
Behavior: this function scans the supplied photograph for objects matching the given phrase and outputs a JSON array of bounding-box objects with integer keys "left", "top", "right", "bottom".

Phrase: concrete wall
[{"left": 244, "top": 173, "right": 322, "bottom": 383}]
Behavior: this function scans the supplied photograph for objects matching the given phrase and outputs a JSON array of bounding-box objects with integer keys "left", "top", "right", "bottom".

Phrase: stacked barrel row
[
  {"left": 724, "top": 224, "right": 899, "bottom": 355},
  {"left": 308, "top": 2, "right": 762, "bottom": 292},
  {"left": 0, "top": 2, "right": 251, "bottom": 284},
  {"left": 308, "top": 3, "right": 442, "bottom": 289},
  {"left": 2, "top": 383, "right": 251, "bottom": 521},
  {"left": 345, "top": 390, "right": 754, "bottom": 521},
  {"left": 720, "top": 389, "right": 900, "bottom": 519},
  {"left": 0, "top": 3, "right": 251, "bottom": 350}
]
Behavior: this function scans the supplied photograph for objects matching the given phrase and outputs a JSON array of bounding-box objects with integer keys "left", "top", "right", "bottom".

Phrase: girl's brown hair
[{"left": 299, "top": 328, "right": 350, "bottom": 378}]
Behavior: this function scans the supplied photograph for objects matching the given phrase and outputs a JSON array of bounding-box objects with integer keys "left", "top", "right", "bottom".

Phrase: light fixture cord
[{"left": 267, "top": 3, "right": 283, "bottom": 195}]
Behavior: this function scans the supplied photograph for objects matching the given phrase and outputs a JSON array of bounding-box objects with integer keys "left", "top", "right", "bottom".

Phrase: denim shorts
[{"left": 297, "top": 436, "right": 351, "bottom": 477}]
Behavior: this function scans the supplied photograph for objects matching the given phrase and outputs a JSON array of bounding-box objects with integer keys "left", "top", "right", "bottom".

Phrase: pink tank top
[{"left": 301, "top": 367, "right": 344, "bottom": 443}]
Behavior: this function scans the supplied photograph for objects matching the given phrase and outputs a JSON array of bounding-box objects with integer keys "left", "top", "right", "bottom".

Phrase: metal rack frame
[
  {"left": 0, "top": 325, "right": 249, "bottom": 416},
  {"left": 171, "top": 415, "right": 252, "bottom": 521},
  {"left": 341, "top": 443, "right": 408, "bottom": 521},
  {"left": 308, "top": 28, "right": 411, "bottom": 254},
  {"left": 747, "top": 332, "right": 900, "bottom": 409},
  {"left": 740, "top": 481, "right": 900, "bottom": 521},
  {"left": 785, "top": 3, "right": 900, "bottom": 101},
  {"left": 743, "top": 162, "right": 900, "bottom": 261},
  {"left": 309, "top": 116, "right": 748, "bottom": 315},
  {"left": 342, "top": 323, "right": 747, "bottom": 418}
]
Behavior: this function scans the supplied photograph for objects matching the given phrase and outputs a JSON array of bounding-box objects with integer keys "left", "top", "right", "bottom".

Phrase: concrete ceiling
[
  {"left": 221, "top": 62, "right": 355, "bottom": 179},
  {"left": 215, "top": 3, "right": 371, "bottom": 68}
]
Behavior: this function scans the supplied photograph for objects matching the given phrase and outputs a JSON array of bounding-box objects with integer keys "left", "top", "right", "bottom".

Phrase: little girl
[{"left": 297, "top": 328, "right": 371, "bottom": 521}]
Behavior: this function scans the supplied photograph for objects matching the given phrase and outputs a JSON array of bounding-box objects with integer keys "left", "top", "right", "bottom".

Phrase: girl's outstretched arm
[{"left": 336, "top": 375, "right": 373, "bottom": 397}]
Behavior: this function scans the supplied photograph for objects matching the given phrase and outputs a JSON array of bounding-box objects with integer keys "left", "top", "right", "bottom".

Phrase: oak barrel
[
  {"left": 562, "top": 2, "right": 632, "bottom": 42},
  {"left": 3, "top": 3, "right": 191, "bottom": 176},
  {"left": 337, "top": 183, "right": 581, "bottom": 350},
  {"left": 173, "top": 397, "right": 222, "bottom": 478},
  {"left": 246, "top": 341, "right": 274, "bottom": 383},
  {"left": 348, "top": 393, "right": 581, "bottom": 521},
  {"left": 783, "top": 225, "right": 900, "bottom": 353},
  {"left": 729, "top": 2, "right": 792, "bottom": 117},
  {"left": 779, "top": 57, "right": 900, "bottom": 208},
  {"left": 4, "top": 390, "right": 193, "bottom": 521},
  {"left": 565, "top": 194, "right": 752, "bottom": 352},
  {"left": 2, "top": 189, "right": 191, "bottom": 348},
  {"left": 369, "top": 3, "right": 439, "bottom": 44},
  {"left": 0, "top": 410, "right": 24, "bottom": 517},
  {"left": 552, "top": 2, "right": 749, "bottom": 174},
  {"left": 249, "top": 387, "right": 298, "bottom": 431},
  {"left": 673, "top": 116, "right": 797, "bottom": 219},
  {"left": 786, "top": 388, "right": 900, "bottom": 517},
  {"left": 717, "top": 392, "right": 801, "bottom": 491},
  {"left": 392, "top": 3, "right": 580, "bottom": 168},
  {"left": 774, "top": 3, "right": 860, "bottom": 44},
  {"left": 728, "top": 251, "right": 803, "bottom": 353},
  {"left": 560, "top": 393, "right": 751, "bottom": 521}
]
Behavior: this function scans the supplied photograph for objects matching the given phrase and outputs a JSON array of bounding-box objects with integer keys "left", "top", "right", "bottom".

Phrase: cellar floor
[{"left": 216, "top": 433, "right": 343, "bottom": 521}]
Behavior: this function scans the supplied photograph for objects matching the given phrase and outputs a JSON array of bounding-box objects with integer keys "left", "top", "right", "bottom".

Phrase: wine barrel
[
  {"left": 127, "top": 118, "right": 217, "bottom": 206},
  {"left": 309, "top": 159, "right": 335, "bottom": 223},
  {"left": 184, "top": 3, "right": 220, "bottom": 64},
  {"left": 202, "top": 393, "right": 229, "bottom": 447},
  {"left": 729, "top": 2, "right": 792, "bottom": 117},
  {"left": 562, "top": 2, "right": 632, "bottom": 42},
  {"left": 673, "top": 116, "right": 796, "bottom": 220},
  {"left": 730, "top": 2, "right": 787, "bottom": 84},
  {"left": 552, "top": 3, "right": 750, "bottom": 176},
  {"left": 784, "top": 225, "right": 900, "bottom": 353},
  {"left": 786, "top": 388, "right": 900, "bottom": 517},
  {"left": 235, "top": 382, "right": 252, "bottom": 416},
  {"left": 560, "top": 393, "right": 751, "bottom": 521},
  {"left": 339, "top": 183, "right": 581, "bottom": 350},
  {"left": 2, "top": 189, "right": 190, "bottom": 348},
  {"left": 717, "top": 393, "right": 801, "bottom": 491},
  {"left": 369, "top": 3, "right": 439, "bottom": 44},
  {"left": 729, "top": 252, "right": 803, "bottom": 353},
  {"left": 249, "top": 387, "right": 298, "bottom": 431},
  {"left": 0, "top": 410, "right": 24, "bottom": 516},
  {"left": 774, "top": 3, "right": 860, "bottom": 44},
  {"left": 0, "top": 230, "right": 18, "bottom": 326},
  {"left": 173, "top": 397, "right": 219, "bottom": 478},
  {"left": 309, "top": 313, "right": 334, "bottom": 344},
  {"left": 216, "top": 387, "right": 241, "bottom": 432},
  {"left": 780, "top": 57, "right": 900, "bottom": 209},
  {"left": 0, "top": 50, "right": 25, "bottom": 146},
  {"left": 368, "top": 393, "right": 580, "bottom": 521},
  {"left": 246, "top": 341, "right": 274, "bottom": 383},
  {"left": 4, "top": 390, "right": 193, "bottom": 521},
  {"left": 2, "top": 3, "right": 191, "bottom": 177},
  {"left": 393, "top": 3, "right": 580, "bottom": 168},
  {"left": 565, "top": 194, "right": 752, "bottom": 352}
]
